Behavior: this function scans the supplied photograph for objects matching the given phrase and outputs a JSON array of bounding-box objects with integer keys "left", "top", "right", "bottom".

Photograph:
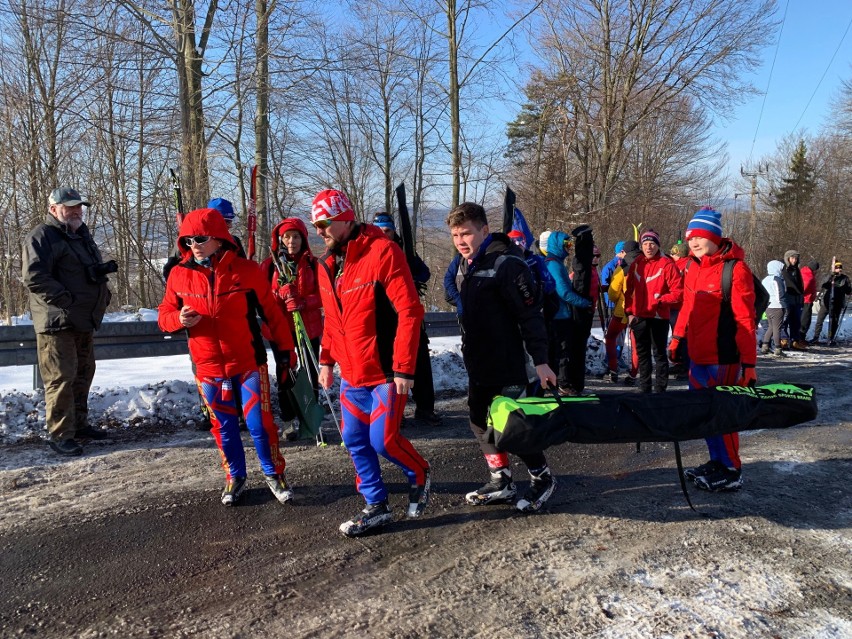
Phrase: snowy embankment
[{"left": 0, "top": 308, "right": 848, "bottom": 444}]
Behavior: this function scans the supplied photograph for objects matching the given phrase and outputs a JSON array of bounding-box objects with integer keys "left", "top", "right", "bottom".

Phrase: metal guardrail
[{"left": 0, "top": 311, "right": 460, "bottom": 369}]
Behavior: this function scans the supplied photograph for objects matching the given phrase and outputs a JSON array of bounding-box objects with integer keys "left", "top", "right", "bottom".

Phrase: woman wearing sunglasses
[{"left": 158, "top": 207, "right": 297, "bottom": 507}]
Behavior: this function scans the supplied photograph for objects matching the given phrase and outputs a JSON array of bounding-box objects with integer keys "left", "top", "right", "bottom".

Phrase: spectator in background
[
  {"left": 373, "top": 212, "right": 440, "bottom": 425},
  {"left": 668, "top": 242, "right": 691, "bottom": 377},
  {"left": 22, "top": 187, "right": 113, "bottom": 456},
  {"left": 780, "top": 250, "right": 807, "bottom": 350},
  {"left": 760, "top": 260, "right": 787, "bottom": 356},
  {"left": 810, "top": 262, "right": 851, "bottom": 346},
  {"left": 800, "top": 260, "right": 819, "bottom": 338},
  {"left": 544, "top": 231, "right": 592, "bottom": 396},
  {"left": 606, "top": 241, "right": 641, "bottom": 384},
  {"left": 261, "top": 217, "right": 324, "bottom": 436},
  {"left": 624, "top": 229, "right": 683, "bottom": 394}
]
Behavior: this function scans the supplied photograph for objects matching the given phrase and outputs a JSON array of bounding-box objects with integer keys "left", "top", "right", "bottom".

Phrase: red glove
[
  {"left": 284, "top": 295, "right": 304, "bottom": 312},
  {"left": 667, "top": 337, "right": 683, "bottom": 364},
  {"left": 738, "top": 364, "right": 757, "bottom": 388},
  {"left": 276, "top": 283, "right": 297, "bottom": 301}
]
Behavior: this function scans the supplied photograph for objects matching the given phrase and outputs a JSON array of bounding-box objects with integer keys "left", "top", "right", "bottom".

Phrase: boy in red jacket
[
  {"left": 159, "top": 208, "right": 296, "bottom": 507},
  {"left": 671, "top": 208, "right": 757, "bottom": 491}
]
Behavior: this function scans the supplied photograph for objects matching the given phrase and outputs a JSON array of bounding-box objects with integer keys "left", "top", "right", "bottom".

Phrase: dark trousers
[
  {"left": 566, "top": 309, "right": 594, "bottom": 392},
  {"left": 800, "top": 302, "right": 814, "bottom": 336},
  {"left": 547, "top": 318, "right": 572, "bottom": 389},
  {"left": 782, "top": 302, "right": 803, "bottom": 342},
  {"left": 632, "top": 317, "right": 670, "bottom": 393},
  {"left": 812, "top": 304, "right": 842, "bottom": 341},
  {"left": 271, "top": 336, "right": 320, "bottom": 421},
  {"left": 411, "top": 324, "right": 435, "bottom": 414},
  {"left": 468, "top": 382, "right": 546, "bottom": 470}
]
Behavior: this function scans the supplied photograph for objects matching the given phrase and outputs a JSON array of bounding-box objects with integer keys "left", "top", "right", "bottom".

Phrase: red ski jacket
[
  {"left": 158, "top": 208, "right": 295, "bottom": 378},
  {"left": 317, "top": 223, "right": 424, "bottom": 386},
  {"left": 624, "top": 253, "right": 683, "bottom": 320},
  {"left": 261, "top": 218, "right": 323, "bottom": 340},
  {"left": 673, "top": 240, "right": 757, "bottom": 366},
  {"left": 801, "top": 265, "right": 818, "bottom": 304}
]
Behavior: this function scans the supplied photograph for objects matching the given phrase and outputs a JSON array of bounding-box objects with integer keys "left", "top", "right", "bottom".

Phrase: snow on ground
[{"left": 0, "top": 309, "right": 849, "bottom": 444}]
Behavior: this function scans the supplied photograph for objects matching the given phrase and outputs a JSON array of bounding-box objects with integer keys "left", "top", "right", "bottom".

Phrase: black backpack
[{"left": 721, "top": 259, "right": 770, "bottom": 324}]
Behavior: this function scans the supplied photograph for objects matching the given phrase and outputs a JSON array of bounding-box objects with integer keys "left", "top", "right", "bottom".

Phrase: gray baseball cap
[{"left": 49, "top": 187, "right": 90, "bottom": 207}]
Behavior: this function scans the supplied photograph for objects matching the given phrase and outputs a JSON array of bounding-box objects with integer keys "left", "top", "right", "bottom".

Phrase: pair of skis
[{"left": 269, "top": 252, "right": 343, "bottom": 448}]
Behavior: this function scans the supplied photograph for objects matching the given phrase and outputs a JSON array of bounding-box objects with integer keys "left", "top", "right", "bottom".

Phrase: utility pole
[{"left": 740, "top": 163, "right": 768, "bottom": 256}]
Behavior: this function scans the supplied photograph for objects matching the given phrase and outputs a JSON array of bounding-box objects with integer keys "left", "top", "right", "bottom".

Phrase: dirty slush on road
[{"left": 0, "top": 355, "right": 850, "bottom": 638}]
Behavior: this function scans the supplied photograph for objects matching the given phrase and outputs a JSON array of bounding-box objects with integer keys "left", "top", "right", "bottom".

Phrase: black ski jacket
[{"left": 456, "top": 233, "right": 548, "bottom": 386}]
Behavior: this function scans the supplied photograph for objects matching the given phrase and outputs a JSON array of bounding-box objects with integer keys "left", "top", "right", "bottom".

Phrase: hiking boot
[
  {"left": 779, "top": 339, "right": 789, "bottom": 348},
  {"left": 282, "top": 419, "right": 300, "bottom": 442},
  {"left": 684, "top": 459, "right": 724, "bottom": 482},
  {"left": 221, "top": 476, "right": 247, "bottom": 506},
  {"left": 759, "top": 344, "right": 770, "bottom": 355},
  {"left": 827, "top": 340, "right": 837, "bottom": 347},
  {"left": 414, "top": 410, "right": 442, "bottom": 425},
  {"left": 807, "top": 338, "right": 821, "bottom": 345},
  {"left": 264, "top": 474, "right": 293, "bottom": 504},
  {"left": 516, "top": 467, "right": 557, "bottom": 513},
  {"left": 791, "top": 340, "right": 808, "bottom": 350},
  {"left": 773, "top": 349, "right": 786, "bottom": 357},
  {"left": 694, "top": 466, "right": 743, "bottom": 492},
  {"left": 465, "top": 468, "right": 517, "bottom": 506},
  {"left": 623, "top": 375, "right": 636, "bottom": 387},
  {"left": 607, "top": 369, "right": 619, "bottom": 383},
  {"left": 558, "top": 386, "right": 579, "bottom": 397},
  {"left": 339, "top": 501, "right": 393, "bottom": 537},
  {"left": 407, "top": 468, "right": 431, "bottom": 518},
  {"left": 76, "top": 426, "right": 107, "bottom": 441},
  {"left": 48, "top": 438, "right": 83, "bottom": 456}
]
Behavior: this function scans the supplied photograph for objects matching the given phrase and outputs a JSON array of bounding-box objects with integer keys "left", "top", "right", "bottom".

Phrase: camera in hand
[{"left": 87, "top": 259, "right": 118, "bottom": 283}]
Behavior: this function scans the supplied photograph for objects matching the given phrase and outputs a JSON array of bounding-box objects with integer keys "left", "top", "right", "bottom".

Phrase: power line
[
  {"left": 792, "top": 14, "right": 852, "bottom": 131},
  {"left": 750, "top": 0, "right": 790, "bottom": 160}
]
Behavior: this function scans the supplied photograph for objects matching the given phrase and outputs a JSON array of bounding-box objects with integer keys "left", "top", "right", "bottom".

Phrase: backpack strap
[{"left": 721, "top": 259, "right": 737, "bottom": 303}]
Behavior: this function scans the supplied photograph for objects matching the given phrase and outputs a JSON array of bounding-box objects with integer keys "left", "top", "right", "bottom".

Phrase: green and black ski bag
[{"left": 486, "top": 383, "right": 817, "bottom": 456}]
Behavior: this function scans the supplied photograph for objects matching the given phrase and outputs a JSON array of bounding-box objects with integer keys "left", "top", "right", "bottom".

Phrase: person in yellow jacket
[{"left": 605, "top": 241, "right": 640, "bottom": 384}]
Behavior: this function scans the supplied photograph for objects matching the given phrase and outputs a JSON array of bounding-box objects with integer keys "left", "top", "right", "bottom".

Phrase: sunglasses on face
[
  {"left": 313, "top": 219, "right": 333, "bottom": 230},
  {"left": 183, "top": 235, "right": 212, "bottom": 247}
]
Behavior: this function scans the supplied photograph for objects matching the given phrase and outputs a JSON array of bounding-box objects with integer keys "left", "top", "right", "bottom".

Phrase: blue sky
[{"left": 716, "top": 0, "right": 852, "bottom": 181}]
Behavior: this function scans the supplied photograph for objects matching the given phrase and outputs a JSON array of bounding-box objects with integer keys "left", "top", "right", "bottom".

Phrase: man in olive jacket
[{"left": 22, "top": 187, "right": 113, "bottom": 456}]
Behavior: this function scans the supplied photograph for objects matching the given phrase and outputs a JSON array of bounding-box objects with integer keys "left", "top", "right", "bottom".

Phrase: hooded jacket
[
  {"left": 260, "top": 218, "right": 323, "bottom": 339},
  {"left": 761, "top": 260, "right": 786, "bottom": 309},
  {"left": 624, "top": 250, "right": 683, "bottom": 320},
  {"left": 455, "top": 233, "right": 549, "bottom": 386},
  {"left": 158, "top": 208, "right": 294, "bottom": 378},
  {"left": 22, "top": 214, "right": 112, "bottom": 334},
  {"left": 801, "top": 262, "right": 819, "bottom": 304},
  {"left": 673, "top": 239, "right": 756, "bottom": 366},
  {"left": 781, "top": 250, "right": 804, "bottom": 306},
  {"left": 316, "top": 223, "right": 424, "bottom": 386},
  {"left": 607, "top": 243, "right": 642, "bottom": 321},
  {"left": 821, "top": 271, "right": 851, "bottom": 311},
  {"left": 544, "top": 231, "right": 591, "bottom": 320}
]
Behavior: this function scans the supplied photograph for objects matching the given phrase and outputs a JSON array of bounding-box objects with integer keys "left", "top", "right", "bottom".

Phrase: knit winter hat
[
  {"left": 207, "top": 198, "right": 235, "bottom": 222},
  {"left": 311, "top": 189, "right": 355, "bottom": 224},
  {"left": 685, "top": 207, "right": 722, "bottom": 244},
  {"left": 614, "top": 241, "right": 626, "bottom": 254},
  {"left": 640, "top": 229, "right": 661, "bottom": 246},
  {"left": 373, "top": 213, "right": 395, "bottom": 230}
]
